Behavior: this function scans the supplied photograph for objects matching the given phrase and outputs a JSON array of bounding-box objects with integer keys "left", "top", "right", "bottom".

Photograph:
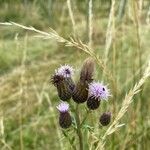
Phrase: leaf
[
  {"left": 70, "top": 136, "right": 75, "bottom": 145},
  {"left": 83, "top": 124, "right": 94, "bottom": 131}
]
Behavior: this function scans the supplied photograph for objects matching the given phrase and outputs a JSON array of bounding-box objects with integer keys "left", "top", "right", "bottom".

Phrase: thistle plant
[
  {"left": 1, "top": 21, "right": 150, "bottom": 150},
  {"left": 51, "top": 58, "right": 111, "bottom": 149}
]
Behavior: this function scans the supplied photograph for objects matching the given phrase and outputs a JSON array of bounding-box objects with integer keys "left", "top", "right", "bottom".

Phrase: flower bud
[
  {"left": 65, "top": 77, "right": 75, "bottom": 92},
  {"left": 57, "top": 102, "right": 72, "bottom": 129},
  {"left": 80, "top": 58, "right": 95, "bottom": 82},
  {"left": 59, "top": 112, "right": 72, "bottom": 129},
  {"left": 51, "top": 65, "right": 75, "bottom": 101},
  {"left": 100, "top": 112, "right": 111, "bottom": 126},
  {"left": 51, "top": 74, "right": 72, "bottom": 101},
  {"left": 72, "top": 58, "right": 95, "bottom": 103},
  {"left": 87, "top": 96, "right": 100, "bottom": 110},
  {"left": 72, "top": 81, "right": 88, "bottom": 103}
]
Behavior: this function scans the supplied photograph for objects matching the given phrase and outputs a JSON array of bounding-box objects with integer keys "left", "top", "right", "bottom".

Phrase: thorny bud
[
  {"left": 72, "top": 81, "right": 89, "bottom": 103},
  {"left": 51, "top": 65, "right": 75, "bottom": 101},
  {"left": 80, "top": 58, "right": 95, "bottom": 83},
  {"left": 56, "top": 65, "right": 75, "bottom": 92},
  {"left": 87, "top": 96, "right": 100, "bottom": 110},
  {"left": 72, "top": 58, "right": 95, "bottom": 103},
  {"left": 100, "top": 112, "right": 111, "bottom": 126},
  {"left": 57, "top": 102, "right": 72, "bottom": 129}
]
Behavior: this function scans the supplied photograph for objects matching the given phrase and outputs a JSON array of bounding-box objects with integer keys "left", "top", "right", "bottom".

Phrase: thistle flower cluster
[{"left": 51, "top": 58, "right": 112, "bottom": 129}]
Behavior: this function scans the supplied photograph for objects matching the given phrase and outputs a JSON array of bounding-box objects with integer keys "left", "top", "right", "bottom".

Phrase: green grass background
[{"left": 0, "top": 0, "right": 150, "bottom": 149}]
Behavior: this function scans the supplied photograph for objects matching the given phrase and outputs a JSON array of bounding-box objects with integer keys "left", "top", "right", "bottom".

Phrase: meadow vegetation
[{"left": 0, "top": 0, "right": 150, "bottom": 149}]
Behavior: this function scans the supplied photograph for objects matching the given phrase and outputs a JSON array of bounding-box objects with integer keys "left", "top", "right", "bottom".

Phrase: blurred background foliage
[{"left": 0, "top": 0, "right": 150, "bottom": 150}]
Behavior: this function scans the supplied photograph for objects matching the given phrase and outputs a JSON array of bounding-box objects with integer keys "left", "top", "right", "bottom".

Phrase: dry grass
[{"left": 0, "top": 0, "right": 150, "bottom": 149}]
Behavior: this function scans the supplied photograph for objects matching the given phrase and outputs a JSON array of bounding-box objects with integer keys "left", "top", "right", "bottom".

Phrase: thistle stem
[
  {"left": 80, "top": 110, "right": 91, "bottom": 127},
  {"left": 75, "top": 104, "right": 83, "bottom": 150},
  {"left": 62, "top": 130, "right": 76, "bottom": 150}
]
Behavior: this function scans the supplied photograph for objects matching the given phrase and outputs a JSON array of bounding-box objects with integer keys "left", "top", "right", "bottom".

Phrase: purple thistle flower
[
  {"left": 51, "top": 65, "right": 75, "bottom": 101},
  {"left": 56, "top": 65, "right": 74, "bottom": 78},
  {"left": 89, "top": 82, "right": 110, "bottom": 100},
  {"left": 57, "top": 102, "right": 72, "bottom": 129},
  {"left": 57, "top": 101, "right": 69, "bottom": 113}
]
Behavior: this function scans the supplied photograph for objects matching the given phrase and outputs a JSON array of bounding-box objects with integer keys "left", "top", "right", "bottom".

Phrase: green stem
[
  {"left": 75, "top": 104, "right": 83, "bottom": 150},
  {"left": 80, "top": 110, "right": 91, "bottom": 127},
  {"left": 62, "top": 130, "right": 76, "bottom": 150}
]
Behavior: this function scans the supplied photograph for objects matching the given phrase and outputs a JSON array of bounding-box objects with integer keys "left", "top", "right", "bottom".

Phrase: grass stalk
[
  {"left": 18, "top": 34, "right": 27, "bottom": 150},
  {"left": 118, "top": 0, "right": 127, "bottom": 21},
  {"left": 133, "top": 0, "right": 142, "bottom": 80},
  {"left": 87, "top": 0, "right": 93, "bottom": 48},
  {"left": 132, "top": 0, "right": 144, "bottom": 144},
  {"left": 67, "top": 0, "right": 76, "bottom": 36},
  {"left": 104, "top": 0, "right": 115, "bottom": 65}
]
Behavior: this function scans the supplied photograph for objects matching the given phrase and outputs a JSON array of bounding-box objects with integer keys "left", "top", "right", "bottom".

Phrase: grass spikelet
[{"left": 95, "top": 61, "right": 150, "bottom": 149}]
